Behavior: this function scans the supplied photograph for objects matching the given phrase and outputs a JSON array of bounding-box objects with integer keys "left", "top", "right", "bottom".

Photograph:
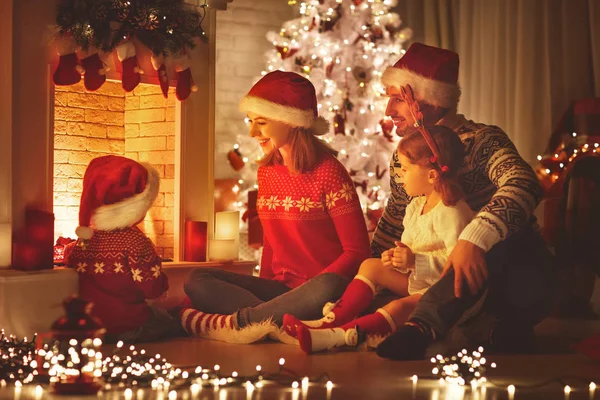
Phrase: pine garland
[{"left": 56, "top": 0, "right": 207, "bottom": 55}]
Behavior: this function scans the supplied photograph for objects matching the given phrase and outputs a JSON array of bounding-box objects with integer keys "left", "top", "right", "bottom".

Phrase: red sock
[
  {"left": 179, "top": 308, "right": 234, "bottom": 336},
  {"left": 341, "top": 308, "right": 395, "bottom": 336},
  {"left": 322, "top": 276, "right": 376, "bottom": 325},
  {"left": 283, "top": 276, "right": 375, "bottom": 337}
]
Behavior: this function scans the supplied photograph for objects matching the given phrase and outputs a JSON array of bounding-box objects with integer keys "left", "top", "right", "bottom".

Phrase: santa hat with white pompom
[
  {"left": 239, "top": 70, "right": 330, "bottom": 135},
  {"left": 75, "top": 156, "right": 160, "bottom": 240}
]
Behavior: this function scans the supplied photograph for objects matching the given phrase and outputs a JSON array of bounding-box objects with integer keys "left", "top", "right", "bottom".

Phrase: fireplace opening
[{"left": 53, "top": 81, "right": 177, "bottom": 261}]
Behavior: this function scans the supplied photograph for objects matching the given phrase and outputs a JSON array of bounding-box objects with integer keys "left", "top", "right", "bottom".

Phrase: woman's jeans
[{"left": 184, "top": 269, "right": 351, "bottom": 328}]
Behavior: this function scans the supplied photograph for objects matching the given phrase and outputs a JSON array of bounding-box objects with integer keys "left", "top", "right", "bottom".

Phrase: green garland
[{"left": 56, "top": 0, "right": 207, "bottom": 55}]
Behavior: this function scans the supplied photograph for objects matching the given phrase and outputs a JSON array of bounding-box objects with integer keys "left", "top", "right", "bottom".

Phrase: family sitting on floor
[{"left": 66, "top": 43, "right": 557, "bottom": 360}]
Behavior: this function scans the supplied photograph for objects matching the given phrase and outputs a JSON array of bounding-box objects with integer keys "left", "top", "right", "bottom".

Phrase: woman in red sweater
[{"left": 180, "top": 71, "right": 371, "bottom": 343}]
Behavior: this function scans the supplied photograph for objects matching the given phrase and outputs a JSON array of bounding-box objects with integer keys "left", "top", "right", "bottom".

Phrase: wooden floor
[
  {"left": 2, "top": 335, "right": 599, "bottom": 400},
  {"left": 134, "top": 337, "right": 600, "bottom": 400}
]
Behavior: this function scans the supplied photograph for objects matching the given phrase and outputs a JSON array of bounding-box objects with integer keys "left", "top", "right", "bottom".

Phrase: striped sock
[{"left": 179, "top": 308, "right": 235, "bottom": 336}]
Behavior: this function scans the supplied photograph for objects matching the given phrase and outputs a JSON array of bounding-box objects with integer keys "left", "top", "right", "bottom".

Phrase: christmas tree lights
[{"left": 223, "top": 0, "right": 412, "bottom": 219}]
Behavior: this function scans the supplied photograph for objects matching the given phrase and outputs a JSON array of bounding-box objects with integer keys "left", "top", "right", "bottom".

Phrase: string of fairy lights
[
  {"left": 536, "top": 132, "right": 599, "bottom": 187},
  {"left": 0, "top": 331, "right": 597, "bottom": 398}
]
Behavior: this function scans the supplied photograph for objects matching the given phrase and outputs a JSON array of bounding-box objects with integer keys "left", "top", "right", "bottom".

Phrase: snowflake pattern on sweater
[
  {"left": 372, "top": 113, "right": 543, "bottom": 257},
  {"left": 257, "top": 154, "right": 371, "bottom": 288},
  {"left": 67, "top": 227, "right": 168, "bottom": 334}
]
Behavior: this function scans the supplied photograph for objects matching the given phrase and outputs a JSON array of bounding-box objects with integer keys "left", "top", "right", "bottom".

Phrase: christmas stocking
[
  {"left": 80, "top": 50, "right": 108, "bottom": 91},
  {"left": 296, "top": 309, "right": 394, "bottom": 354},
  {"left": 283, "top": 275, "right": 376, "bottom": 337},
  {"left": 173, "top": 53, "right": 198, "bottom": 101},
  {"left": 151, "top": 54, "right": 169, "bottom": 99},
  {"left": 116, "top": 40, "right": 143, "bottom": 92},
  {"left": 53, "top": 36, "right": 83, "bottom": 86}
]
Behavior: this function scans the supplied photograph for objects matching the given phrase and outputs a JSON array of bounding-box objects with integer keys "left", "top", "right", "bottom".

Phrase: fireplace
[{"left": 53, "top": 81, "right": 177, "bottom": 260}]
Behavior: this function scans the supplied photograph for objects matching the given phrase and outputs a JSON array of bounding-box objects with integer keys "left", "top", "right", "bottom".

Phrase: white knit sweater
[{"left": 400, "top": 197, "right": 475, "bottom": 295}]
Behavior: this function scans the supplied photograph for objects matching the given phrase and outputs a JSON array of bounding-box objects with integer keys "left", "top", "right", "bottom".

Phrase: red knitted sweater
[
  {"left": 257, "top": 153, "right": 371, "bottom": 288},
  {"left": 67, "top": 227, "right": 168, "bottom": 334}
]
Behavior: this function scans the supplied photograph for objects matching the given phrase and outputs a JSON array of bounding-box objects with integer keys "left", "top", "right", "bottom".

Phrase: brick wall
[
  {"left": 125, "top": 85, "right": 177, "bottom": 260},
  {"left": 54, "top": 81, "right": 126, "bottom": 242},
  {"left": 214, "top": 0, "right": 295, "bottom": 179},
  {"left": 53, "top": 82, "right": 175, "bottom": 260}
]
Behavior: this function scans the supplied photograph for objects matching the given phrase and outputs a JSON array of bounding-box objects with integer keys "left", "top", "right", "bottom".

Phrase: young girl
[
  {"left": 178, "top": 71, "right": 371, "bottom": 343},
  {"left": 283, "top": 121, "right": 474, "bottom": 353}
]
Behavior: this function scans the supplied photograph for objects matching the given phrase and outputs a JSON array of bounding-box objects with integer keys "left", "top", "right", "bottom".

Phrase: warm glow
[{"left": 53, "top": 83, "right": 177, "bottom": 259}]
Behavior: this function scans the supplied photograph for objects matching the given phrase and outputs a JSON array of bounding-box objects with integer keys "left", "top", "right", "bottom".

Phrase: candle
[
  {"left": 0, "top": 223, "right": 10, "bottom": 268},
  {"left": 208, "top": 239, "right": 237, "bottom": 262},
  {"left": 184, "top": 221, "right": 208, "bottom": 262},
  {"left": 12, "top": 242, "right": 45, "bottom": 271},
  {"left": 215, "top": 211, "right": 239, "bottom": 259}
]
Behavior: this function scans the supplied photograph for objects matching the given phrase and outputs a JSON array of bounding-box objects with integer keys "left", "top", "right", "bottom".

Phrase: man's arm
[
  {"left": 459, "top": 128, "right": 543, "bottom": 251},
  {"left": 371, "top": 150, "right": 412, "bottom": 258}
]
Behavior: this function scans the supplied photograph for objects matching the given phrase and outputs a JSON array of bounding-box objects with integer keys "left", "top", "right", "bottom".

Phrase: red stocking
[
  {"left": 116, "top": 40, "right": 142, "bottom": 92},
  {"left": 81, "top": 52, "right": 107, "bottom": 91},
  {"left": 173, "top": 53, "right": 198, "bottom": 101},
  {"left": 53, "top": 37, "right": 82, "bottom": 86},
  {"left": 151, "top": 54, "right": 169, "bottom": 99}
]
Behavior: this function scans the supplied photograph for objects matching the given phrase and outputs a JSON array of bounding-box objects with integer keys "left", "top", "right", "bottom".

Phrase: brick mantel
[{"left": 1, "top": 0, "right": 233, "bottom": 267}]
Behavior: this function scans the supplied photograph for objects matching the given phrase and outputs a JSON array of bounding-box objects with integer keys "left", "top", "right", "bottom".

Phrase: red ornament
[
  {"left": 49, "top": 296, "right": 105, "bottom": 395},
  {"left": 371, "top": 27, "right": 384, "bottom": 41},
  {"left": 333, "top": 113, "right": 345, "bottom": 135},
  {"left": 380, "top": 118, "right": 395, "bottom": 141},
  {"left": 227, "top": 149, "right": 245, "bottom": 171},
  {"left": 353, "top": 0, "right": 364, "bottom": 5},
  {"left": 276, "top": 46, "right": 299, "bottom": 60},
  {"left": 326, "top": 62, "right": 335, "bottom": 78}
]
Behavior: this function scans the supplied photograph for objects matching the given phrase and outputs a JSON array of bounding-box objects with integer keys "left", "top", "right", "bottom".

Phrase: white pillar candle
[
  {"left": 208, "top": 239, "right": 237, "bottom": 262},
  {"left": 0, "top": 223, "right": 11, "bottom": 268},
  {"left": 214, "top": 211, "right": 239, "bottom": 259}
]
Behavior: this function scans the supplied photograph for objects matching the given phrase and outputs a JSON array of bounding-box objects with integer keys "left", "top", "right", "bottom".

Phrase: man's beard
[{"left": 395, "top": 125, "right": 410, "bottom": 137}]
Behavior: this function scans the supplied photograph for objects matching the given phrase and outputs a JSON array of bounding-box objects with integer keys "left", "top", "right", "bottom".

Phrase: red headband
[{"left": 399, "top": 85, "right": 450, "bottom": 174}]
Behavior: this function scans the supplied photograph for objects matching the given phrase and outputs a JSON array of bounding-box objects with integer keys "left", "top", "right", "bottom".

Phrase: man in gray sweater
[{"left": 373, "top": 42, "right": 557, "bottom": 360}]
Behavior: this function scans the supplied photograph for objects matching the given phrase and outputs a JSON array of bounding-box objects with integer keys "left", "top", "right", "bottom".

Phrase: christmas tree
[{"left": 223, "top": 0, "right": 412, "bottom": 224}]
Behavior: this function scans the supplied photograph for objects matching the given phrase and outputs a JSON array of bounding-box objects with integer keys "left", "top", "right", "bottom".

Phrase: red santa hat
[
  {"left": 382, "top": 42, "right": 461, "bottom": 109},
  {"left": 239, "top": 70, "right": 330, "bottom": 135},
  {"left": 75, "top": 155, "right": 160, "bottom": 240}
]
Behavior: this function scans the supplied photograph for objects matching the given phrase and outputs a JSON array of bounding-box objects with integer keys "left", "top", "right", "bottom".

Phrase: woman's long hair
[
  {"left": 256, "top": 126, "right": 338, "bottom": 174},
  {"left": 397, "top": 125, "right": 465, "bottom": 206}
]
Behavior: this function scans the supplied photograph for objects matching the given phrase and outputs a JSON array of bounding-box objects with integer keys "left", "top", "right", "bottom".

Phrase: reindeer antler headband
[{"left": 399, "top": 85, "right": 449, "bottom": 173}]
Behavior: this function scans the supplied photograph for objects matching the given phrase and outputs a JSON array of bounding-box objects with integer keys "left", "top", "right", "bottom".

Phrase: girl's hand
[
  {"left": 391, "top": 241, "right": 415, "bottom": 270},
  {"left": 381, "top": 249, "right": 393, "bottom": 268}
]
